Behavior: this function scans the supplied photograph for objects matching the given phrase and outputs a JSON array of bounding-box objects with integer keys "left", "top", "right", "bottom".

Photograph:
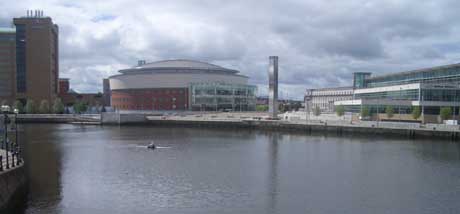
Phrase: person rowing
[{"left": 147, "top": 141, "right": 156, "bottom": 150}]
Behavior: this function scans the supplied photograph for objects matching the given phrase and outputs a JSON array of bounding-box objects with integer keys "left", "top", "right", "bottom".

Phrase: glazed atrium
[{"left": 335, "top": 63, "right": 460, "bottom": 120}]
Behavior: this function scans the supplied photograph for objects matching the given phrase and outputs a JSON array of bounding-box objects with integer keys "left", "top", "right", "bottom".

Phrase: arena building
[{"left": 109, "top": 59, "right": 257, "bottom": 111}]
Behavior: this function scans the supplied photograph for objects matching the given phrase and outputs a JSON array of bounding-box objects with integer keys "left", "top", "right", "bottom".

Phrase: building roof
[
  {"left": 120, "top": 59, "right": 240, "bottom": 74},
  {"left": 370, "top": 63, "right": 460, "bottom": 80},
  {"left": 306, "top": 86, "right": 353, "bottom": 91}
]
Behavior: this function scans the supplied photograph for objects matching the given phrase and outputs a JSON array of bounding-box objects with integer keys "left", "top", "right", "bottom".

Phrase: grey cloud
[{"left": 2, "top": 0, "right": 460, "bottom": 99}]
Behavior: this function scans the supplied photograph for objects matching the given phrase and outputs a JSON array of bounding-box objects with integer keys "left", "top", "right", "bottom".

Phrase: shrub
[
  {"left": 440, "top": 107, "right": 452, "bottom": 121},
  {"left": 360, "top": 106, "right": 369, "bottom": 117},
  {"left": 39, "top": 100, "right": 50, "bottom": 114},
  {"left": 411, "top": 106, "right": 421, "bottom": 119},
  {"left": 25, "top": 99, "right": 36, "bottom": 114},
  {"left": 335, "top": 105, "right": 345, "bottom": 117},
  {"left": 52, "top": 98, "right": 65, "bottom": 114},
  {"left": 13, "top": 100, "right": 24, "bottom": 113},
  {"left": 385, "top": 106, "right": 394, "bottom": 118}
]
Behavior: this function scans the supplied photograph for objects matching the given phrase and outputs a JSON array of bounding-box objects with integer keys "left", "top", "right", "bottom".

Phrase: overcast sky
[{"left": 2, "top": 0, "right": 460, "bottom": 100}]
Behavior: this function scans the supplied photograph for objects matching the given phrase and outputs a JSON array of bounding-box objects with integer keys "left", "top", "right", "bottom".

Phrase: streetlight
[
  {"left": 1, "top": 105, "right": 10, "bottom": 169},
  {"left": 13, "top": 108, "right": 19, "bottom": 164}
]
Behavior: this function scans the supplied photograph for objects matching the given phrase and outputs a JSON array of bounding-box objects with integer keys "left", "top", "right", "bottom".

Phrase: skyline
[{"left": 2, "top": 0, "right": 460, "bottom": 100}]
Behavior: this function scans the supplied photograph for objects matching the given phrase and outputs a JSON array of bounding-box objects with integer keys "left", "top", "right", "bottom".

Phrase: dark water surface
[{"left": 10, "top": 124, "right": 460, "bottom": 214}]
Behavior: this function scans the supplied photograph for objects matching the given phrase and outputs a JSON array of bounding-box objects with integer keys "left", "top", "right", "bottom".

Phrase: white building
[{"left": 305, "top": 87, "right": 353, "bottom": 113}]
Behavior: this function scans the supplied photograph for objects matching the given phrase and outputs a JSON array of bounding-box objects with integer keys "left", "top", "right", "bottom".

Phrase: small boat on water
[{"left": 147, "top": 142, "right": 156, "bottom": 150}]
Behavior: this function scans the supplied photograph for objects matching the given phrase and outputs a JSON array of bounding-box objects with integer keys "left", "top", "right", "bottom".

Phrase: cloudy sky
[{"left": 2, "top": 0, "right": 460, "bottom": 99}]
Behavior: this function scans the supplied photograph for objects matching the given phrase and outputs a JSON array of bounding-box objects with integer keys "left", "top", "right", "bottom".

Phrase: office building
[
  {"left": 335, "top": 63, "right": 460, "bottom": 122},
  {"left": 0, "top": 27, "right": 16, "bottom": 104},
  {"left": 305, "top": 87, "right": 353, "bottom": 113},
  {"left": 13, "top": 10, "right": 59, "bottom": 103}
]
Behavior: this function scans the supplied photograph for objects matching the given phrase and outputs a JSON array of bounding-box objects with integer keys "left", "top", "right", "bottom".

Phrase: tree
[
  {"left": 385, "top": 106, "right": 394, "bottom": 118},
  {"left": 73, "top": 101, "right": 88, "bottom": 114},
  {"left": 25, "top": 99, "right": 36, "bottom": 114},
  {"left": 411, "top": 106, "right": 421, "bottom": 119},
  {"left": 52, "top": 98, "right": 65, "bottom": 114},
  {"left": 39, "top": 100, "right": 50, "bottom": 114},
  {"left": 335, "top": 105, "right": 345, "bottom": 117},
  {"left": 1, "top": 100, "right": 10, "bottom": 109},
  {"left": 13, "top": 100, "right": 24, "bottom": 113},
  {"left": 256, "top": 105, "right": 268, "bottom": 112},
  {"left": 313, "top": 106, "right": 321, "bottom": 116},
  {"left": 440, "top": 107, "right": 452, "bottom": 121},
  {"left": 360, "top": 106, "right": 370, "bottom": 117}
]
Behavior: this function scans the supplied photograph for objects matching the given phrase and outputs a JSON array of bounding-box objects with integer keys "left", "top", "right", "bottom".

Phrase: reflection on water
[{"left": 8, "top": 124, "right": 460, "bottom": 214}]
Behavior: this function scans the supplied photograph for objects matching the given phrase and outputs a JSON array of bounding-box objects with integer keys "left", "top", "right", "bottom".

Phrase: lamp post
[
  {"left": 1, "top": 105, "right": 10, "bottom": 169},
  {"left": 13, "top": 108, "right": 19, "bottom": 164}
]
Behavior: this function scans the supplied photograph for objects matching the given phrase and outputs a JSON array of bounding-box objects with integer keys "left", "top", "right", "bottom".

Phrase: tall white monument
[{"left": 268, "top": 56, "right": 278, "bottom": 118}]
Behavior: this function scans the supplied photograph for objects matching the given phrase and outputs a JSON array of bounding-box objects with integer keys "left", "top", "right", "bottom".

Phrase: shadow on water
[{"left": 5, "top": 124, "right": 63, "bottom": 214}]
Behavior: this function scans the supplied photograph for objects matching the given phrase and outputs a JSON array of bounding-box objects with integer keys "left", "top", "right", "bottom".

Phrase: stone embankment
[
  {"left": 16, "top": 114, "right": 101, "bottom": 124},
  {"left": 0, "top": 150, "right": 25, "bottom": 211}
]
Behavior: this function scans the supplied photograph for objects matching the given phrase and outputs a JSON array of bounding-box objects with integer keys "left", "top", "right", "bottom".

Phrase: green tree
[
  {"left": 13, "top": 100, "right": 24, "bottom": 114},
  {"left": 335, "top": 105, "right": 345, "bottom": 117},
  {"left": 25, "top": 99, "right": 36, "bottom": 114},
  {"left": 39, "top": 100, "right": 50, "bottom": 114},
  {"left": 385, "top": 106, "right": 394, "bottom": 118},
  {"left": 73, "top": 101, "right": 88, "bottom": 114},
  {"left": 411, "top": 106, "right": 421, "bottom": 119},
  {"left": 256, "top": 105, "right": 268, "bottom": 112},
  {"left": 0, "top": 100, "right": 9, "bottom": 107},
  {"left": 313, "top": 106, "right": 321, "bottom": 116},
  {"left": 440, "top": 107, "right": 452, "bottom": 121},
  {"left": 52, "top": 98, "right": 65, "bottom": 114},
  {"left": 360, "top": 106, "right": 370, "bottom": 117}
]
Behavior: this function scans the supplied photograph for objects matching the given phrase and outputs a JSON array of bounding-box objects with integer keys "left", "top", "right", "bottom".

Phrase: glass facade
[
  {"left": 190, "top": 83, "right": 256, "bottom": 111},
  {"left": 338, "top": 64, "right": 460, "bottom": 117},
  {"left": 355, "top": 89, "right": 419, "bottom": 101},
  {"left": 367, "top": 64, "right": 460, "bottom": 88},
  {"left": 353, "top": 72, "right": 371, "bottom": 89},
  {"left": 16, "top": 24, "right": 26, "bottom": 93}
]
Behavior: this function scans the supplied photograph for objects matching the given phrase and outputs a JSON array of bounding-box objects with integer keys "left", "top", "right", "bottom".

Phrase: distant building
[
  {"left": 58, "top": 78, "right": 70, "bottom": 94},
  {"left": 304, "top": 87, "right": 353, "bottom": 113},
  {"left": 58, "top": 78, "right": 103, "bottom": 107},
  {"left": 0, "top": 27, "right": 16, "bottom": 104},
  {"left": 13, "top": 10, "right": 59, "bottom": 103},
  {"left": 102, "top": 78, "right": 111, "bottom": 106},
  {"left": 109, "top": 59, "right": 257, "bottom": 111},
  {"left": 335, "top": 63, "right": 460, "bottom": 122}
]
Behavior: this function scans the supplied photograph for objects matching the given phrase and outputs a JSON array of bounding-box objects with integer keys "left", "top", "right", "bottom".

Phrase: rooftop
[
  {"left": 120, "top": 59, "right": 240, "bottom": 74},
  {"left": 370, "top": 63, "right": 460, "bottom": 80}
]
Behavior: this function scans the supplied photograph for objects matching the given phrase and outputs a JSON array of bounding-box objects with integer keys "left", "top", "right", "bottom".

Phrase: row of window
[
  {"left": 368, "top": 66, "right": 460, "bottom": 88},
  {"left": 122, "top": 89, "right": 185, "bottom": 95},
  {"left": 113, "top": 97, "right": 179, "bottom": 103}
]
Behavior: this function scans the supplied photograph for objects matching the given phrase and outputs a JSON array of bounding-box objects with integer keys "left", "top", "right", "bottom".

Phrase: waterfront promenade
[{"left": 11, "top": 112, "right": 460, "bottom": 139}]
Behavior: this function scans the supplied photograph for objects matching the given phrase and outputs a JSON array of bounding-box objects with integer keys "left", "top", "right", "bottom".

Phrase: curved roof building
[{"left": 109, "top": 59, "right": 256, "bottom": 111}]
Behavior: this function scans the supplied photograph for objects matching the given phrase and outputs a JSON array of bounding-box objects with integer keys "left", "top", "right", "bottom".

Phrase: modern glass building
[
  {"left": 190, "top": 82, "right": 256, "bottom": 111},
  {"left": 336, "top": 63, "right": 460, "bottom": 122}
]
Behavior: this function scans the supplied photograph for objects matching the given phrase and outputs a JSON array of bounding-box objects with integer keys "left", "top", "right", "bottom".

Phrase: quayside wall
[
  {"left": 145, "top": 119, "right": 460, "bottom": 140},
  {"left": 0, "top": 163, "right": 26, "bottom": 212}
]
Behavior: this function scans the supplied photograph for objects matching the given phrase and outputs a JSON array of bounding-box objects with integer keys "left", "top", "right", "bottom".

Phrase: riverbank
[{"left": 12, "top": 113, "right": 460, "bottom": 140}]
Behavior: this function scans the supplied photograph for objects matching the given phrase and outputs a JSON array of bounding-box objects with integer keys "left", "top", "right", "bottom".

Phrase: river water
[{"left": 9, "top": 124, "right": 460, "bottom": 214}]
